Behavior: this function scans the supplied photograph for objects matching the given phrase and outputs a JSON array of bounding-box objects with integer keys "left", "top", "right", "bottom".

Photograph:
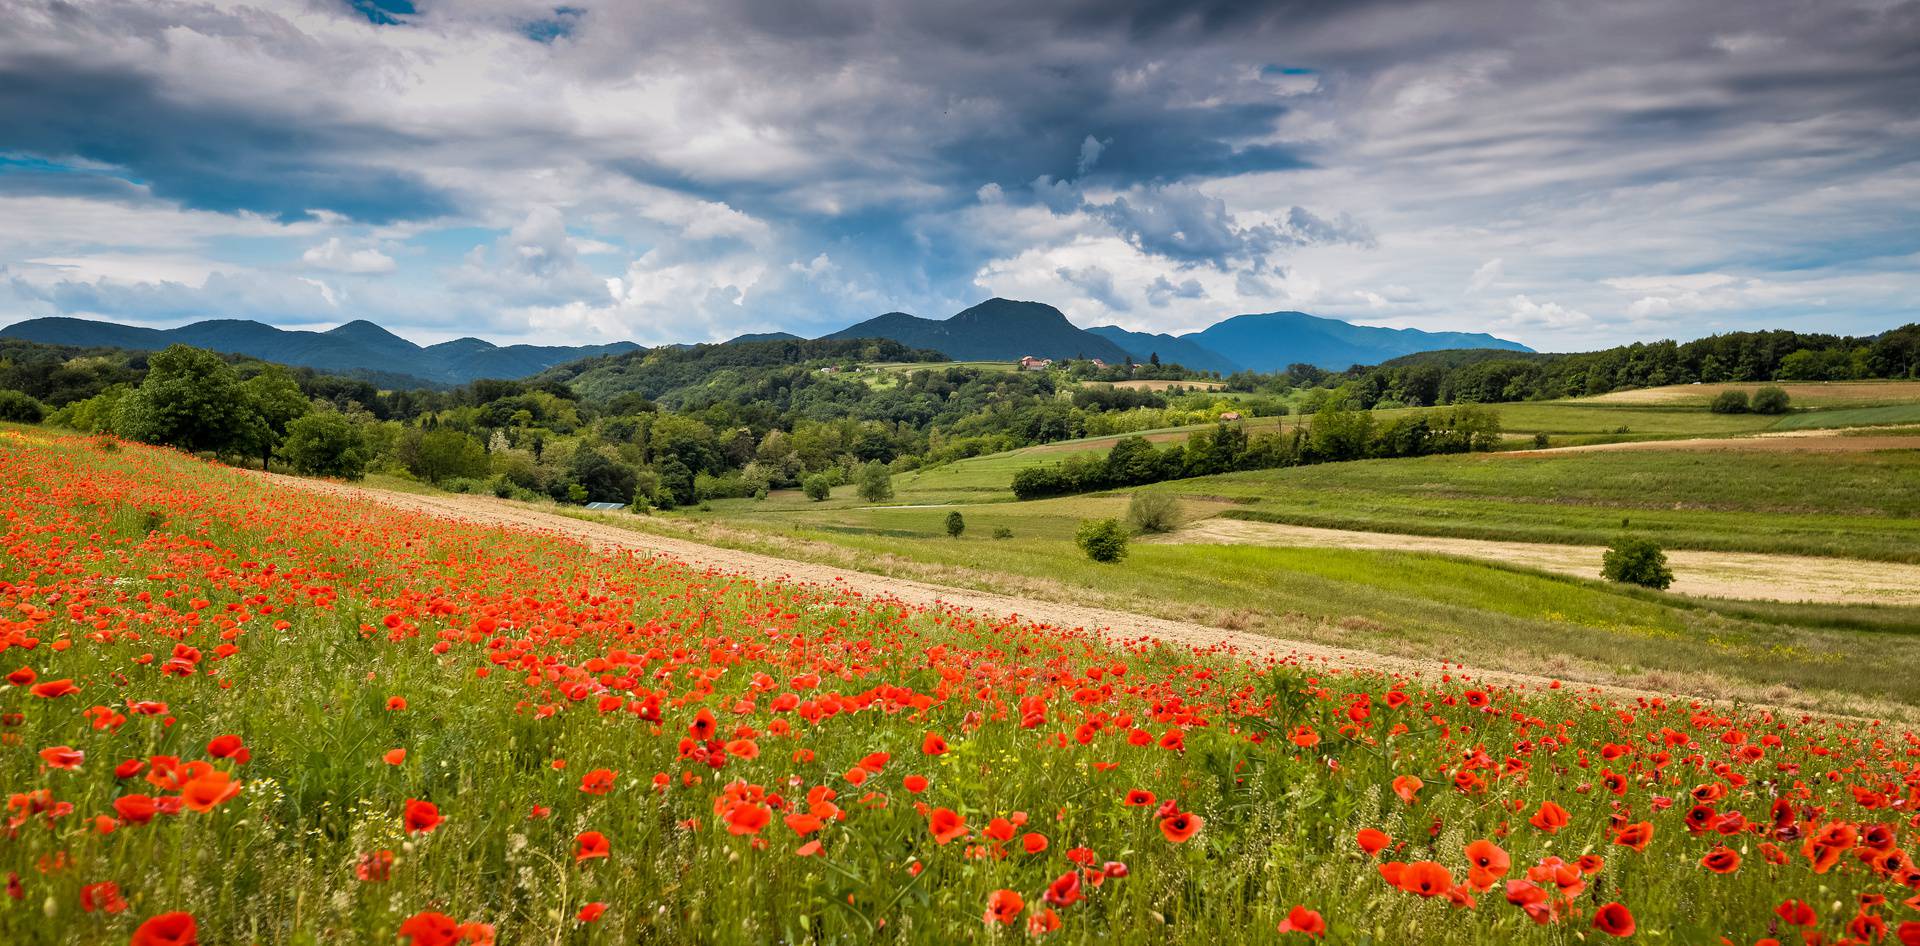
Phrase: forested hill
[
  {"left": 1316, "top": 323, "right": 1920, "bottom": 407},
  {"left": 532, "top": 337, "right": 945, "bottom": 406}
]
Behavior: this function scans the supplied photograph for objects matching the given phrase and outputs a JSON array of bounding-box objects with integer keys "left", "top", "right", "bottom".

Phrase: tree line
[{"left": 1010, "top": 403, "right": 1503, "bottom": 500}]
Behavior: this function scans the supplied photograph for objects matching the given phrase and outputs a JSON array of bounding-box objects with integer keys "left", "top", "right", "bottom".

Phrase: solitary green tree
[
  {"left": 945, "top": 510, "right": 965, "bottom": 538},
  {"left": 241, "top": 365, "right": 312, "bottom": 469},
  {"left": 112, "top": 345, "right": 266, "bottom": 457},
  {"left": 803, "top": 473, "right": 833, "bottom": 502},
  {"left": 281, "top": 412, "right": 370, "bottom": 479},
  {"left": 1076, "top": 518, "right": 1129, "bottom": 563},
  {"left": 857, "top": 460, "right": 894, "bottom": 503},
  {"left": 1602, "top": 536, "right": 1675, "bottom": 590}
]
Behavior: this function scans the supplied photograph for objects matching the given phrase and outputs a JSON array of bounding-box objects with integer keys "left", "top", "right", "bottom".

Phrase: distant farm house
[
  {"left": 1219, "top": 411, "right": 1242, "bottom": 421},
  {"left": 1019, "top": 356, "right": 1052, "bottom": 370},
  {"left": 1089, "top": 358, "right": 1108, "bottom": 368}
]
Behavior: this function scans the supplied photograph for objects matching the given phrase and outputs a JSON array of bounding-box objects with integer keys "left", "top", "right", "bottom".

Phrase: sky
[{"left": 1, "top": 0, "right": 1916, "bottom": 351}]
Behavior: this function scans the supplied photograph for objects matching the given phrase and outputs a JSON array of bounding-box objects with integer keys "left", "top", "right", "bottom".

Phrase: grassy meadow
[{"left": 8, "top": 429, "right": 1920, "bottom": 946}]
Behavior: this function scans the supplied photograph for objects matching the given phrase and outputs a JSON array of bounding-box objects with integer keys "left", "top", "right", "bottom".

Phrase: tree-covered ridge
[{"left": 1303, "top": 324, "right": 1920, "bottom": 408}]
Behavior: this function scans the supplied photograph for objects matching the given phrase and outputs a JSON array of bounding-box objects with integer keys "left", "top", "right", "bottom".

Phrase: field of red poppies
[{"left": 3, "top": 427, "right": 1919, "bottom": 945}]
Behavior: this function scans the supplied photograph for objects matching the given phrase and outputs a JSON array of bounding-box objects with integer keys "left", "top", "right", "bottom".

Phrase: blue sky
[{"left": 1, "top": 0, "right": 1916, "bottom": 349}]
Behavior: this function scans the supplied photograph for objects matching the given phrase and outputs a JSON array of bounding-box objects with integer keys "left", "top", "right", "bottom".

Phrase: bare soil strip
[
  {"left": 1505, "top": 429, "right": 1920, "bottom": 456},
  {"left": 1149, "top": 518, "right": 1920, "bottom": 605},
  {"left": 255, "top": 472, "right": 1695, "bottom": 701}
]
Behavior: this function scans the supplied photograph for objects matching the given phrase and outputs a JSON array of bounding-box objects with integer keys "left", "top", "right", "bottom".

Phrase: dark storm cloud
[
  {"left": 0, "top": 55, "right": 453, "bottom": 224},
  {"left": 1, "top": 0, "right": 1916, "bottom": 343}
]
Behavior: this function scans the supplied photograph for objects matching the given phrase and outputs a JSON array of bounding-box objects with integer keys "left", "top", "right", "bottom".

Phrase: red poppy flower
[
  {"left": 575, "top": 830, "right": 610, "bottom": 863},
  {"left": 1124, "top": 789, "right": 1156, "bottom": 807},
  {"left": 983, "top": 889, "right": 1024, "bottom": 926},
  {"left": 1776, "top": 900, "right": 1818, "bottom": 927},
  {"left": 80, "top": 881, "right": 128, "bottom": 914},
  {"left": 38, "top": 746, "right": 84, "bottom": 770},
  {"left": 131, "top": 911, "right": 198, "bottom": 946},
  {"left": 1160, "top": 812, "right": 1203, "bottom": 843},
  {"left": 355, "top": 850, "right": 394, "bottom": 882},
  {"left": 29, "top": 679, "right": 79, "bottom": 699},
  {"left": 1278, "top": 905, "right": 1326, "bottom": 938},
  {"left": 1592, "top": 902, "right": 1635, "bottom": 937},
  {"left": 578, "top": 903, "right": 607, "bottom": 922},
  {"left": 902, "top": 774, "right": 928, "bottom": 793},
  {"left": 929, "top": 807, "right": 967, "bottom": 844},
  {"left": 1701, "top": 845, "right": 1740, "bottom": 874},
  {"left": 114, "top": 794, "right": 159, "bottom": 825},
  {"left": 404, "top": 799, "right": 443, "bottom": 834},
  {"left": 399, "top": 911, "right": 460, "bottom": 946},
  {"left": 383, "top": 748, "right": 407, "bottom": 765},
  {"left": 179, "top": 770, "right": 240, "bottom": 813},
  {"left": 579, "top": 768, "right": 617, "bottom": 795},
  {"left": 1398, "top": 861, "right": 1454, "bottom": 898},
  {"left": 1356, "top": 828, "right": 1390, "bottom": 856},
  {"left": 1528, "top": 801, "right": 1569, "bottom": 834},
  {"left": 205, "top": 735, "right": 249, "bottom": 763},
  {"left": 1045, "top": 869, "right": 1083, "bottom": 906},
  {"left": 1612, "top": 822, "right": 1652, "bottom": 852},
  {"left": 922, "top": 732, "right": 949, "bottom": 755}
]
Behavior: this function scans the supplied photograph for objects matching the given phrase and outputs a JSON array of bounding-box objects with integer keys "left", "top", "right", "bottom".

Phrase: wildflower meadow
[{"left": 2, "top": 428, "right": 1918, "bottom": 945}]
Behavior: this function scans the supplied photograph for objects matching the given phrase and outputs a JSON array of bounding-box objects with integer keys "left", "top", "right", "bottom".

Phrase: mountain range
[
  {"left": 0, "top": 299, "right": 1529, "bottom": 384},
  {"left": 0, "top": 317, "right": 639, "bottom": 386}
]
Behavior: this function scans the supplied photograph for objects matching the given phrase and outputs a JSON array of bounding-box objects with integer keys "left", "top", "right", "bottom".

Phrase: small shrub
[
  {"left": 945, "top": 511, "right": 965, "bottom": 538},
  {"left": 698, "top": 501, "right": 713, "bottom": 512},
  {"left": 1709, "top": 390, "right": 1749, "bottom": 414},
  {"left": 1532, "top": 432, "right": 1550, "bottom": 448},
  {"left": 992, "top": 526, "right": 1014, "bottom": 540},
  {"left": 1127, "top": 490, "right": 1181, "bottom": 534},
  {"left": 1076, "top": 518, "right": 1130, "bottom": 563},
  {"left": 1751, "top": 385, "right": 1791, "bottom": 414},
  {"left": 0, "top": 390, "right": 47, "bottom": 423},
  {"left": 856, "top": 461, "right": 894, "bottom": 503},
  {"left": 1602, "top": 536, "right": 1674, "bottom": 590},
  {"left": 803, "top": 474, "right": 832, "bottom": 502}
]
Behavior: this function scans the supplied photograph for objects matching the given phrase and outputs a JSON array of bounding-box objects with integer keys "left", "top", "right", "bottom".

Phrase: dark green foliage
[
  {"left": 564, "top": 447, "right": 639, "bottom": 504},
  {"left": 803, "top": 474, "right": 833, "bottom": 502},
  {"left": 280, "top": 413, "right": 370, "bottom": 479},
  {"left": 992, "top": 527, "right": 1014, "bottom": 540},
  {"left": 0, "top": 389, "right": 46, "bottom": 423},
  {"left": 1602, "top": 536, "right": 1675, "bottom": 590},
  {"left": 1751, "top": 386, "right": 1791, "bottom": 415},
  {"left": 110, "top": 345, "right": 268, "bottom": 457},
  {"left": 405, "top": 429, "right": 490, "bottom": 484},
  {"left": 1709, "top": 390, "right": 1750, "bottom": 414},
  {"left": 1011, "top": 405, "right": 1500, "bottom": 500},
  {"left": 856, "top": 460, "right": 894, "bottom": 502},
  {"left": 1076, "top": 519, "right": 1129, "bottom": 563},
  {"left": 945, "top": 511, "right": 965, "bottom": 538}
]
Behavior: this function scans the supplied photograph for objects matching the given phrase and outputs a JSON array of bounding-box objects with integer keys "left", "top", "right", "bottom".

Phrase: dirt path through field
[
  {"left": 1149, "top": 518, "right": 1920, "bottom": 604},
  {"left": 256, "top": 472, "right": 1730, "bottom": 706},
  {"left": 1504, "top": 428, "right": 1920, "bottom": 456}
]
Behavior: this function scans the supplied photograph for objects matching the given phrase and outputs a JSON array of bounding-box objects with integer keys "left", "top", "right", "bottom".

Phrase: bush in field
[
  {"left": 1076, "top": 518, "right": 1130, "bottom": 563},
  {"left": 1127, "top": 490, "right": 1181, "bottom": 534},
  {"left": 803, "top": 473, "right": 833, "bottom": 502},
  {"left": 1602, "top": 536, "right": 1675, "bottom": 590},
  {"left": 406, "top": 429, "right": 490, "bottom": 484},
  {"left": 992, "top": 526, "right": 1014, "bottom": 539},
  {"left": 857, "top": 461, "right": 894, "bottom": 502},
  {"left": 1751, "top": 385, "right": 1791, "bottom": 414},
  {"left": 1708, "top": 390, "right": 1749, "bottom": 414},
  {"left": 0, "top": 389, "right": 47, "bottom": 423},
  {"left": 945, "top": 510, "right": 965, "bottom": 538},
  {"left": 280, "top": 412, "right": 370, "bottom": 479}
]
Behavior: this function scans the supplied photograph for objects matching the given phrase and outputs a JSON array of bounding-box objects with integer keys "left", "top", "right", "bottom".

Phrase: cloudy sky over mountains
[{"left": 1, "top": 0, "right": 1915, "bottom": 348}]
